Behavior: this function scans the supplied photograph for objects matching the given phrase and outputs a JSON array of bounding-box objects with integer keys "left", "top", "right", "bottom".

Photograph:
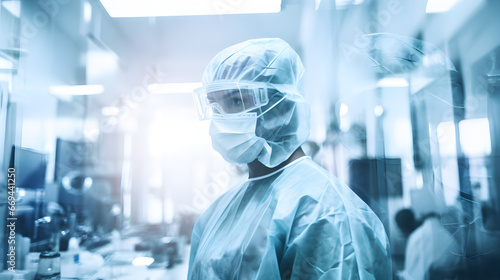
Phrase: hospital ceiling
[{"left": 42, "top": 0, "right": 488, "bottom": 110}]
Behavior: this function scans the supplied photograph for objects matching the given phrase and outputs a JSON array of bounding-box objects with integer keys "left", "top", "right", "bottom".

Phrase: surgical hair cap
[{"left": 202, "top": 38, "right": 305, "bottom": 97}]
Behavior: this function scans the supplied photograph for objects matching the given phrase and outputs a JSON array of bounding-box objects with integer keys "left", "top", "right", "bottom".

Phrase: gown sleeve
[
  {"left": 280, "top": 211, "right": 391, "bottom": 280},
  {"left": 187, "top": 219, "right": 202, "bottom": 279}
]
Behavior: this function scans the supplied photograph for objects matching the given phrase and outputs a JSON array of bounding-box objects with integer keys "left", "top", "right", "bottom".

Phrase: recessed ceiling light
[
  {"left": 132, "top": 257, "right": 154, "bottom": 266},
  {"left": 148, "top": 82, "right": 202, "bottom": 94},
  {"left": 0, "top": 57, "right": 14, "bottom": 69},
  {"left": 374, "top": 105, "right": 384, "bottom": 117},
  {"left": 339, "top": 103, "right": 349, "bottom": 116},
  {"left": 335, "top": 0, "right": 364, "bottom": 9},
  {"left": 376, "top": 78, "right": 409, "bottom": 88},
  {"left": 426, "top": 0, "right": 460, "bottom": 13},
  {"left": 83, "top": 1, "right": 92, "bottom": 23},
  {"left": 99, "top": 0, "right": 281, "bottom": 18},
  {"left": 49, "top": 85, "right": 104, "bottom": 95},
  {"left": 101, "top": 106, "right": 120, "bottom": 116}
]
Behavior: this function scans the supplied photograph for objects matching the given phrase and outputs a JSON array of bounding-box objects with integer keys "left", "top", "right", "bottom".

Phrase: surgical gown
[{"left": 188, "top": 157, "right": 392, "bottom": 279}]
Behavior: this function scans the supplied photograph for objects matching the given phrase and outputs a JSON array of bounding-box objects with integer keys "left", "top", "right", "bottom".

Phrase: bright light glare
[
  {"left": 87, "top": 50, "right": 119, "bottom": 78},
  {"left": 393, "top": 118, "right": 412, "bottom": 152},
  {"left": 374, "top": 105, "right": 384, "bottom": 117},
  {"left": 0, "top": 57, "right": 14, "bottom": 69},
  {"left": 99, "top": 0, "right": 281, "bottom": 17},
  {"left": 83, "top": 1, "right": 92, "bottom": 23},
  {"left": 339, "top": 103, "right": 349, "bottom": 116},
  {"left": 315, "top": 0, "right": 321, "bottom": 10},
  {"left": 1, "top": 1, "right": 20, "bottom": 18},
  {"left": 459, "top": 118, "right": 491, "bottom": 157},
  {"left": 50, "top": 85, "right": 104, "bottom": 95},
  {"left": 415, "top": 173, "right": 423, "bottom": 189},
  {"left": 148, "top": 82, "right": 202, "bottom": 94},
  {"left": 437, "top": 121, "right": 456, "bottom": 157},
  {"left": 148, "top": 110, "right": 206, "bottom": 156},
  {"left": 426, "top": 0, "right": 460, "bottom": 13},
  {"left": 340, "top": 117, "right": 351, "bottom": 132},
  {"left": 101, "top": 106, "right": 120, "bottom": 116},
  {"left": 84, "top": 119, "right": 100, "bottom": 142},
  {"left": 336, "top": 0, "right": 364, "bottom": 9},
  {"left": 132, "top": 257, "right": 154, "bottom": 266},
  {"left": 376, "top": 78, "right": 409, "bottom": 88}
]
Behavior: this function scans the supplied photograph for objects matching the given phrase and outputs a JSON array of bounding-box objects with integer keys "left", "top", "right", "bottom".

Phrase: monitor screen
[
  {"left": 10, "top": 146, "right": 48, "bottom": 189},
  {"left": 54, "top": 138, "right": 94, "bottom": 182}
]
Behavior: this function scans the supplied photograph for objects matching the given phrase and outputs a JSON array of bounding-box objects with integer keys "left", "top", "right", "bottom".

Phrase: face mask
[
  {"left": 209, "top": 94, "right": 310, "bottom": 168},
  {"left": 209, "top": 117, "right": 266, "bottom": 164}
]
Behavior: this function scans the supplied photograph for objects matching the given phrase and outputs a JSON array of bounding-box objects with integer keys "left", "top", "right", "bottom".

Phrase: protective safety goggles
[{"left": 193, "top": 82, "right": 271, "bottom": 120}]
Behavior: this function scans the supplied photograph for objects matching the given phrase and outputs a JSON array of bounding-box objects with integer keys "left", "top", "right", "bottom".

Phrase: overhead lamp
[
  {"left": 335, "top": 0, "right": 364, "bottom": 9},
  {"left": 339, "top": 103, "right": 349, "bottom": 116},
  {"left": 87, "top": 49, "right": 119, "bottom": 77},
  {"left": 426, "top": 0, "right": 460, "bottom": 13},
  {"left": 0, "top": 57, "right": 14, "bottom": 69},
  {"left": 376, "top": 77, "right": 409, "bottom": 88},
  {"left": 99, "top": 0, "right": 281, "bottom": 17},
  {"left": 83, "top": 1, "right": 92, "bottom": 23},
  {"left": 101, "top": 106, "right": 120, "bottom": 116},
  {"left": 437, "top": 121, "right": 456, "bottom": 157},
  {"left": 49, "top": 85, "right": 104, "bottom": 95},
  {"left": 459, "top": 118, "right": 491, "bottom": 157},
  {"left": 132, "top": 257, "right": 154, "bottom": 266},
  {"left": 148, "top": 82, "right": 202, "bottom": 94},
  {"left": 374, "top": 105, "right": 384, "bottom": 117}
]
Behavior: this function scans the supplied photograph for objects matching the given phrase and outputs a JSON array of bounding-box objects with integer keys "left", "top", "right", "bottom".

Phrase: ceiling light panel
[
  {"left": 376, "top": 78, "right": 409, "bottom": 88},
  {"left": 148, "top": 82, "right": 202, "bottom": 94},
  {"left": 50, "top": 85, "right": 104, "bottom": 95},
  {"left": 426, "top": 0, "right": 460, "bottom": 13},
  {"left": 99, "top": 0, "right": 282, "bottom": 17}
]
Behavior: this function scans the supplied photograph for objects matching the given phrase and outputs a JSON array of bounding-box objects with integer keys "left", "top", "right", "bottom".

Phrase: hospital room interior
[{"left": 1, "top": 0, "right": 499, "bottom": 279}]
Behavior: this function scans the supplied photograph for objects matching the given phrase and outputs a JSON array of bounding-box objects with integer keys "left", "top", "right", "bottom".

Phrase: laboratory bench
[{"left": 1, "top": 236, "right": 190, "bottom": 280}]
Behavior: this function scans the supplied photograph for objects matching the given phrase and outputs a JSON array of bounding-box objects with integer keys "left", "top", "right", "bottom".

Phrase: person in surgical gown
[
  {"left": 396, "top": 210, "right": 460, "bottom": 280},
  {"left": 189, "top": 38, "right": 392, "bottom": 279}
]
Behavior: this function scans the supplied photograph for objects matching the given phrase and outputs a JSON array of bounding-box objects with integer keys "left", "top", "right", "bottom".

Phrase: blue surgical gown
[{"left": 188, "top": 157, "right": 392, "bottom": 279}]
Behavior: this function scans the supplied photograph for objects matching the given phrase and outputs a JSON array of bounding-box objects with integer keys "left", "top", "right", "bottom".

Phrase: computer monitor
[
  {"left": 349, "top": 157, "right": 403, "bottom": 204},
  {"left": 54, "top": 138, "right": 94, "bottom": 182},
  {"left": 10, "top": 146, "right": 48, "bottom": 189},
  {"left": 9, "top": 146, "right": 47, "bottom": 239}
]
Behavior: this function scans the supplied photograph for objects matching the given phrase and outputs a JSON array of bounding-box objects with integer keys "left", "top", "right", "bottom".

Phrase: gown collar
[{"left": 247, "top": 156, "right": 311, "bottom": 181}]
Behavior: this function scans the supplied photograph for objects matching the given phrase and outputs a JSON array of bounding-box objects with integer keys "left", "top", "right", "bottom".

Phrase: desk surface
[
  {"left": 1, "top": 237, "right": 190, "bottom": 280},
  {"left": 86, "top": 237, "right": 190, "bottom": 280},
  {"left": 90, "top": 256, "right": 189, "bottom": 280}
]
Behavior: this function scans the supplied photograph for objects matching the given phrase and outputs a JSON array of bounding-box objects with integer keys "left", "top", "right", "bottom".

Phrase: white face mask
[
  {"left": 209, "top": 117, "right": 266, "bottom": 164},
  {"left": 209, "top": 94, "right": 310, "bottom": 168}
]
